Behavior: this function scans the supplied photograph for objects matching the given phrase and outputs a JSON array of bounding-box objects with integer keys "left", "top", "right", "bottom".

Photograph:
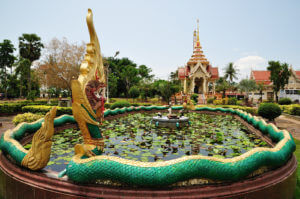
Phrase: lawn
[{"left": 294, "top": 139, "right": 300, "bottom": 198}]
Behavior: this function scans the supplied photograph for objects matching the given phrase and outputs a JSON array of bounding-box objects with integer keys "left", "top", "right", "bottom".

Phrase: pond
[{"left": 24, "top": 112, "right": 270, "bottom": 172}]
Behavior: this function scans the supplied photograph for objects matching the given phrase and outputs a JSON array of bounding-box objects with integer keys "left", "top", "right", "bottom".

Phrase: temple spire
[{"left": 197, "top": 19, "right": 200, "bottom": 42}]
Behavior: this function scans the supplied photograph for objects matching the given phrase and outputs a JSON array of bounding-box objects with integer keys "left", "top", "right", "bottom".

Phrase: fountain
[
  {"left": 0, "top": 9, "right": 297, "bottom": 199},
  {"left": 152, "top": 107, "right": 189, "bottom": 128}
]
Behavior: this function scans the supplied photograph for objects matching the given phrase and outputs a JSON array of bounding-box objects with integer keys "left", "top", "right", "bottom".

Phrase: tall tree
[
  {"left": 157, "top": 80, "right": 180, "bottom": 103},
  {"left": 15, "top": 57, "right": 31, "bottom": 98},
  {"left": 256, "top": 82, "right": 265, "bottom": 103},
  {"left": 267, "top": 61, "right": 291, "bottom": 102},
  {"left": 104, "top": 57, "right": 153, "bottom": 97},
  {"left": 37, "top": 38, "right": 85, "bottom": 93},
  {"left": 0, "top": 39, "right": 16, "bottom": 98},
  {"left": 238, "top": 79, "right": 257, "bottom": 104},
  {"left": 19, "top": 33, "right": 44, "bottom": 93},
  {"left": 224, "top": 62, "right": 238, "bottom": 83}
]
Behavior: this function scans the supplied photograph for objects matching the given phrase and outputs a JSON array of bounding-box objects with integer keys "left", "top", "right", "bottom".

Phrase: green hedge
[
  {"left": 22, "top": 105, "right": 72, "bottom": 116},
  {"left": 197, "top": 105, "right": 257, "bottom": 115},
  {"left": 280, "top": 104, "right": 300, "bottom": 116},
  {"left": 0, "top": 100, "right": 58, "bottom": 114}
]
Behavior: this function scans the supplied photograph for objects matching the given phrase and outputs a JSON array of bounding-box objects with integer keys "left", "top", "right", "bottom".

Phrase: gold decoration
[
  {"left": 71, "top": 9, "right": 105, "bottom": 150},
  {"left": 21, "top": 107, "right": 57, "bottom": 170}
]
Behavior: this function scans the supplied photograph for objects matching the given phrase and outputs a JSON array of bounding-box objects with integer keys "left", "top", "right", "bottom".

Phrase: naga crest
[{"left": 71, "top": 9, "right": 106, "bottom": 155}]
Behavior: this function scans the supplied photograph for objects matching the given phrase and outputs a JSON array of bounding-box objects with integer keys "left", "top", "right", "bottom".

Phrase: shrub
[
  {"left": 22, "top": 105, "right": 72, "bottom": 116},
  {"left": 291, "top": 105, "right": 300, "bottom": 116},
  {"left": 0, "top": 100, "right": 58, "bottom": 114},
  {"left": 191, "top": 94, "right": 198, "bottom": 104},
  {"left": 110, "top": 101, "right": 131, "bottom": 110},
  {"left": 222, "top": 98, "right": 228, "bottom": 105},
  {"left": 278, "top": 97, "right": 292, "bottom": 105},
  {"left": 13, "top": 112, "right": 44, "bottom": 125},
  {"left": 129, "top": 86, "right": 140, "bottom": 99},
  {"left": 213, "top": 99, "right": 222, "bottom": 105},
  {"left": 207, "top": 98, "right": 214, "bottom": 104},
  {"left": 228, "top": 97, "right": 237, "bottom": 105},
  {"left": 104, "top": 103, "right": 112, "bottom": 109},
  {"left": 26, "top": 90, "right": 37, "bottom": 101},
  {"left": 258, "top": 103, "right": 281, "bottom": 121},
  {"left": 236, "top": 100, "right": 243, "bottom": 106}
]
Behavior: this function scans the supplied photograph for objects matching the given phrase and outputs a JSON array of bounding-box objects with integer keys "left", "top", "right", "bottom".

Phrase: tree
[
  {"left": 224, "top": 62, "right": 238, "bottom": 83},
  {"left": 15, "top": 57, "right": 31, "bottom": 98},
  {"left": 0, "top": 39, "right": 16, "bottom": 98},
  {"left": 238, "top": 79, "right": 257, "bottom": 104},
  {"left": 129, "top": 86, "right": 140, "bottom": 101},
  {"left": 256, "top": 83, "right": 265, "bottom": 103},
  {"left": 215, "top": 77, "right": 230, "bottom": 98},
  {"left": 104, "top": 57, "right": 153, "bottom": 97},
  {"left": 37, "top": 38, "right": 85, "bottom": 93},
  {"left": 267, "top": 61, "right": 291, "bottom": 102},
  {"left": 157, "top": 80, "right": 180, "bottom": 103},
  {"left": 19, "top": 34, "right": 44, "bottom": 93}
]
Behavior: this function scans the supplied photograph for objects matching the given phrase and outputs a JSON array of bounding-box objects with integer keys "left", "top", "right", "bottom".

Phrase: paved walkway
[
  {"left": 0, "top": 115, "right": 15, "bottom": 136},
  {"left": 275, "top": 115, "right": 300, "bottom": 140}
]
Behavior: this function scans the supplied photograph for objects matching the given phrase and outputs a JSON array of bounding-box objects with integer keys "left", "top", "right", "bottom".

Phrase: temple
[{"left": 178, "top": 20, "right": 219, "bottom": 95}]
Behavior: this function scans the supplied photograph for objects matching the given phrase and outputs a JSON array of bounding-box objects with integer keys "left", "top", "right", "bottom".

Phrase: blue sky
[{"left": 1, "top": 0, "right": 299, "bottom": 80}]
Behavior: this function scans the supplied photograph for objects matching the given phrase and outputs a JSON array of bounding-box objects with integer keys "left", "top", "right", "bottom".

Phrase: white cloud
[{"left": 233, "top": 55, "right": 268, "bottom": 81}]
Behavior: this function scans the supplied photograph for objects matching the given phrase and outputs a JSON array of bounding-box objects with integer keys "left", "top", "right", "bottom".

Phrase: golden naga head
[
  {"left": 71, "top": 9, "right": 107, "bottom": 148},
  {"left": 72, "top": 9, "right": 107, "bottom": 119}
]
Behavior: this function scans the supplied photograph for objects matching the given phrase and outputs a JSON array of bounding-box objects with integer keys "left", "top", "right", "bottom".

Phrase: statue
[{"left": 71, "top": 9, "right": 106, "bottom": 157}]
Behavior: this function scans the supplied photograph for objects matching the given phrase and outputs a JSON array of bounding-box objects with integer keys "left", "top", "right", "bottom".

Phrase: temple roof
[
  {"left": 207, "top": 66, "right": 219, "bottom": 79},
  {"left": 250, "top": 71, "right": 272, "bottom": 85}
]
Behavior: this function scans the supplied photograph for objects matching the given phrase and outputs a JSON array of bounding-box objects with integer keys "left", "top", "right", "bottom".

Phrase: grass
[{"left": 294, "top": 139, "right": 300, "bottom": 198}]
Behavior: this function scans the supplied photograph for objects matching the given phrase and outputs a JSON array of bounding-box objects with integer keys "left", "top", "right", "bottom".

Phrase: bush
[
  {"left": 291, "top": 105, "right": 300, "bottom": 116},
  {"left": 207, "top": 98, "right": 214, "bottom": 104},
  {"left": 213, "top": 99, "right": 222, "bottom": 105},
  {"left": 110, "top": 101, "right": 131, "bottom": 110},
  {"left": 278, "top": 97, "right": 292, "bottom": 105},
  {"left": 129, "top": 86, "right": 140, "bottom": 99},
  {"left": 228, "top": 97, "right": 237, "bottom": 105},
  {"left": 236, "top": 100, "right": 243, "bottom": 106},
  {"left": 220, "top": 105, "right": 257, "bottom": 115},
  {"left": 258, "top": 103, "right": 281, "bottom": 121},
  {"left": 26, "top": 90, "right": 37, "bottom": 101},
  {"left": 13, "top": 112, "right": 44, "bottom": 125},
  {"left": 191, "top": 94, "right": 198, "bottom": 104},
  {"left": 0, "top": 100, "right": 58, "bottom": 114},
  {"left": 22, "top": 105, "right": 72, "bottom": 116}
]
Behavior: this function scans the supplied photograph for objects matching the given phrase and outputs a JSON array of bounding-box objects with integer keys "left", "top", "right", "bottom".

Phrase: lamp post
[{"left": 106, "top": 51, "right": 119, "bottom": 103}]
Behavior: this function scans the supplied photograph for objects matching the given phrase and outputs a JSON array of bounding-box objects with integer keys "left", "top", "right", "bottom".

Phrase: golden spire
[{"left": 196, "top": 19, "right": 200, "bottom": 42}]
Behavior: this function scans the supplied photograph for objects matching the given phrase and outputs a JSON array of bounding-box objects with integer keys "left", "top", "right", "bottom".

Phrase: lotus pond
[{"left": 24, "top": 112, "right": 270, "bottom": 172}]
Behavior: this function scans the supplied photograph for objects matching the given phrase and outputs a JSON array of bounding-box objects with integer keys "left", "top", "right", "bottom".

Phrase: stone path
[
  {"left": 0, "top": 115, "right": 15, "bottom": 136},
  {"left": 275, "top": 115, "right": 300, "bottom": 140}
]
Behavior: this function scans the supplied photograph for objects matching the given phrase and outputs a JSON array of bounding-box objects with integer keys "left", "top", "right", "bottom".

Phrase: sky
[{"left": 1, "top": 0, "right": 300, "bottom": 81}]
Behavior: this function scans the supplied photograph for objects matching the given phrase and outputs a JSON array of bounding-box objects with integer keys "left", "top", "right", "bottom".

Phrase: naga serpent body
[
  {"left": 0, "top": 106, "right": 295, "bottom": 187},
  {"left": 0, "top": 10, "right": 295, "bottom": 187}
]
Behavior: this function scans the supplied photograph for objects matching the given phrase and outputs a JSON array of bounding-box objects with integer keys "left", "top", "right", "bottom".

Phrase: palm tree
[
  {"left": 19, "top": 34, "right": 44, "bottom": 93},
  {"left": 224, "top": 62, "right": 238, "bottom": 83}
]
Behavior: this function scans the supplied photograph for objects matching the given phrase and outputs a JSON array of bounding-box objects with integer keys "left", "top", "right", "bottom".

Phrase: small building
[
  {"left": 249, "top": 68, "right": 300, "bottom": 102},
  {"left": 178, "top": 21, "right": 219, "bottom": 95}
]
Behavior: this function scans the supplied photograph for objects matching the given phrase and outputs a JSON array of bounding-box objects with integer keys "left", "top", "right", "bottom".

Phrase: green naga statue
[{"left": 0, "top": 9, "right": 295, "bottom": 187}]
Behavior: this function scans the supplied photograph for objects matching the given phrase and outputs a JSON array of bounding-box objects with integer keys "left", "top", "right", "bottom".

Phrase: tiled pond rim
[{"left": 0, "top": 106, "right": 296, "bottom": 187}]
